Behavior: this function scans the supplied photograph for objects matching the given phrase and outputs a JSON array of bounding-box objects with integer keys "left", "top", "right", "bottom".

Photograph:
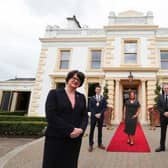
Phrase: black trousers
[
  {"left": 89, "top": 115, "right": 104, "bottom": 146},
  {"left": 42, "top": 136, "right": 82, "bottom": 168},
  {"left": 160, "top": 115, "right": 168, "bottom": 148}
]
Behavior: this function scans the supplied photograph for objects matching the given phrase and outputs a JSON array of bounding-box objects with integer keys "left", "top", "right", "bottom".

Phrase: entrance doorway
[
  {"left": 121, "top": 80, "right": 139, "bottom": 121},
  {"left": 87, "top": 82, "right": 99, "bottom": 104}
]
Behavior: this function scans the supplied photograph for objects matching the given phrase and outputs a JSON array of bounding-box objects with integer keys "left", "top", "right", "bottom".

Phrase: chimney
[{"left": 66, "top": 15, "right": 81, "bottom": 28}]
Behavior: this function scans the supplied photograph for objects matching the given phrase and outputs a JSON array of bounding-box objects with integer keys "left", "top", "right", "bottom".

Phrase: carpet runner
[{"left": 106, "top": 122, "right": 151, "bottom": 152}]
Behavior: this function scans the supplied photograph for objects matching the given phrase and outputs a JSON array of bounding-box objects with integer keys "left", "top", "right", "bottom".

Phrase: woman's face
[
  {"left": 129, "top": 92, "right": 135, "bottom": 99},
  {"left": 67, "top": 74, "right": 81, "bottom": 89}
]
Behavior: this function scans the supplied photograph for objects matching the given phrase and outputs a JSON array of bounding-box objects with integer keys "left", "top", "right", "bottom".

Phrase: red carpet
[{"left": 106, "top": 122, "right": 151, "bottom": 152}]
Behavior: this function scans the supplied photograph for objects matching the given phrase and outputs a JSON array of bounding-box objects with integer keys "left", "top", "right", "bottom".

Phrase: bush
[
  {"left": 0, "top": 115, "right": 47, "bottom": 137},
  {"left": 0, "top": 115, "right": 46, "bottom": 122},
  {"left": 0, "top": 121, "right": 47, "bottom": 137},
  {"left": 0, "top": 111, "right": 27, "bottom": 116}
]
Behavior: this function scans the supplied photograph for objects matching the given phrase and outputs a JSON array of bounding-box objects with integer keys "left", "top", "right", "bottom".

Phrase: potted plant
[
  {"left": 103, "top": 82, "right": 113, "bottom": 129},
  {"left": 148, "top": 81, "right": 161, "bottom": 129}
]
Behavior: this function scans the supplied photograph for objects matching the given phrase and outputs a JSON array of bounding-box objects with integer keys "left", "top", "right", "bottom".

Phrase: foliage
[
  {"left": 0, "top": 121, "right": 47, "bottom": 137},
  {"left": 154, "top": 80, "right": 161, "bottom": 108},
  {"left": 0, "top": 115, "right": 47, "bottom": 136},
  {"left": 0, "top": 115, "right": 46, "bottom": 122},
  {"left": 0, "top": 111, "right": 26, "bottom": 116},
  {"left": 103, "top": 81, "right": 109, "bottom": 99}
]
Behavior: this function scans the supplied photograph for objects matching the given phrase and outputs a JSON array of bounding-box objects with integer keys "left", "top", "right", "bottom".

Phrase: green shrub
[
  {"left": 0, "top": 115, "right": 46, "bottom": 122},
  {"left": 0, "top": 121, "right": 47, "bottom": 136},
  {"left": 0, "top": 111, "right": 27, "bottom": 116}
]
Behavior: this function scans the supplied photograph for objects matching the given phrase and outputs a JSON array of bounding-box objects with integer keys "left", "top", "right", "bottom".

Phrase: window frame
[
  {"left": 124, "top": 40, "right": 137, "bottom": 64},
  {"left": 89, "top": 49, "right": 102, "bottom": 70},
  {"left": 59, "top": 50, "right": 71, "bottom": 69},
  {"left": 160, "top": 50, "right": 168, "bottom": 70}
]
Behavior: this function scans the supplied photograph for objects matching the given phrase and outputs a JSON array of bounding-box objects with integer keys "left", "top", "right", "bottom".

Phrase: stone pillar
[
  {"left": 106, "top": 79, "right": 115, "bottom": 120},
  {"left": 114, "top": 79, "right": 120, "bottom": 124},
  {"left": 141, "top": 80, "right": 147, "bottom": 124},
  {"left": 28, "top": 48, "right": 48, "bottom": 116},
  {"left": 0, "top": 90, "right": 3, "bottom": 106},
  {"left": 10, "top": 92, "right": 18, "bottom": 112}
]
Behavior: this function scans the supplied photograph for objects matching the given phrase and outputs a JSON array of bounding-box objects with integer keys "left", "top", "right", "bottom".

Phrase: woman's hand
[
  {"left": 70, "top": 128, "right": 83, "bottom": 138},
  {"left": 163, "top": 112, "right": 168, "bottom": 118},
  {"left": 131, "top": 114, "right": 137, "bottom": 119}
]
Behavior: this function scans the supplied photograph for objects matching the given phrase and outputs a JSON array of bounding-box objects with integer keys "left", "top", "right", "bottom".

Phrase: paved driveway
[{"left": 1, "top": 125, "right": 168, "bottom": 168}]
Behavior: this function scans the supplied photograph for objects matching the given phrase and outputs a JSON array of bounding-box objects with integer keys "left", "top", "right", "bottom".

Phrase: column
[
  {"left": 141, "top": 80, "right": 146, "bottom": 124},
  {"left": 114, "top": 79, "right": 120, "bottom": 124},
  {"left": 10, "top": 92, "right": 18, "bottom": 112},
  {"left": 0, "top": 90, "right": 3, "bottom": 106}
]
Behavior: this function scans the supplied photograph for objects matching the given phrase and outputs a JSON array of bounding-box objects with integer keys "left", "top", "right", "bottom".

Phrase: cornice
[
  {"left": 156, "top": 37, "right": 168, "bottom": 41},
  {"left": 104, "top": 25, "right": 159, "bottom": 31},
  {"left": 49, "top": 72, "right": 105, "bottom": 79},
  {"left": 103, "top": 67, "right": 159, "bottom": 72},
  {"left": 39, "top": 37, "right": 106, "bottom": 42}
]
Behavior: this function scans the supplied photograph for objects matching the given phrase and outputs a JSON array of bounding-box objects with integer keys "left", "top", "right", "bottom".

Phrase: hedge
[
  {"left": 0, "top": 121, "right": 47, "bottom": 136},
  {"left": 0, "top": 111, "right": 27, "bottom": 116},
  {"left": 0, "top": 115, "right": 46, "bottom": 122}
]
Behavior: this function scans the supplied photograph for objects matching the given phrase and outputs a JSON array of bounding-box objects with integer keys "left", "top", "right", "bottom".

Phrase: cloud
[
  {"left": 24, "top": 0, "right": 105, "bottom": 27},
  {"left": 1, "top": 0, "right": 168, "bottom": 81}
]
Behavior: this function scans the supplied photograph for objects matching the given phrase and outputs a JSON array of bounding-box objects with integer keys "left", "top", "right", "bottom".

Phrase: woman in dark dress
[
  {"left": 124, "top": 91, "right": 140, "bottom": 145},
  {"left": 42, "top": 70, "right": 88, "bottom": 168}
]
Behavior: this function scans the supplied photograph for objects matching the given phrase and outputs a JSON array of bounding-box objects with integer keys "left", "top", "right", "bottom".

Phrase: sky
[{"left": 0, "top": 0, "right": 168, "bottom": 80}]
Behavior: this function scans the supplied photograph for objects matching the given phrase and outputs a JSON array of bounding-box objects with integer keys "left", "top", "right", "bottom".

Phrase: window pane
[
  {"left": 61, "top": 51, "right": 70, "bottom": 60},
  {"left": 91, "top": 50, "right": 101, "bottom": 69},
  {"left": 125, "top": 43, "right": 137, "bottom": 53},
  {"left": 92, "top": 54, "right": 101, "bottom": 61},
  {"left": 161, "top": 51, "right": 168, "bottom": 58},
  {"left": 60, "top": 61, "right": 69, "bottom": 69},
  {"left": 124, "top": 54, "right": 137, "bottom": 63},
  {"left": 0, "top": 91, "right": 12, "bottom": 111},
  {"left": 60, "top": 50, "right": 70, "bottom": 69},
  {"left": 91, "top": 61, "right": 101, "bottom": 69},
  {"left": 160, "top": 51, "right": 168, "bottom": 69},
  {"left": 161, "top": 62, "right": 168, "bottom": 69},
  {"left": 56, "top": 83, "right": 65, "bottom": 89}
]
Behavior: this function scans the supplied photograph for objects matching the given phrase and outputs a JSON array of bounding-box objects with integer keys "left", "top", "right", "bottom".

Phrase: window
[
  {"left": 124, "top": 41, "right": 137, "bottom": 64},
  {"left": 160, "top": 51, "right": 168, "bottom": 69},
  {"left": 59, "top": 50, "right": 70, "bottom": 69},
  {"left": 56, "top": 83, "right": 65, "bottom": 89},
  {"left": 0, "top": 91, "right": 12, "bottom": 111},
  {"left": 88, "top": 83, "right": 99, "bottom": 106},
  {"left": 91, "top": 50, "right": 101, "bottom": 69}
]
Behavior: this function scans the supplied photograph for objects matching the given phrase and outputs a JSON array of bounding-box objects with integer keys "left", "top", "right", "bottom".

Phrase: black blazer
[
  {"left": 45, "top": 88, "right": 88, "bottom": 139},
  {"left": 157, "top": 94, "right": 168, "bottom": 116},
  {"left": 89, "top": 95, "right": 107, "bottom": 118}
]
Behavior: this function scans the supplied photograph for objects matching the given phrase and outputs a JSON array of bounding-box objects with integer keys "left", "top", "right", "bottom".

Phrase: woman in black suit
[{"left": 42, "top": 70, "right": 88, "bottom": 168}]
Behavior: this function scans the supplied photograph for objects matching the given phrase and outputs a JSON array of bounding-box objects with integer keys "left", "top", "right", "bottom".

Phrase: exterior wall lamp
[{"left": 128, "top": 71, "right": 133, "bottom": 83}]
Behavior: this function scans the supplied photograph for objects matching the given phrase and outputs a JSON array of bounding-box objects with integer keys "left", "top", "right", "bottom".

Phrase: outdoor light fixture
[{"left": 128, "top": 71, "right": 133, "bottom": 82}]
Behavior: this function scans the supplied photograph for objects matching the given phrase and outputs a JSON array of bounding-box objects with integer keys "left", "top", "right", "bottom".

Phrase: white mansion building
[{"left": 0, "top": 10, "right": 168, "bottom": 124}]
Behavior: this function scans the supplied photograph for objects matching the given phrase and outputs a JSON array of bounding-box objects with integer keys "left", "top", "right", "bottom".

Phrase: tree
[
  {"left": 154, "top": 80, "right": 161, "bottom": 108},
  {"left": 103, "top": 81, "right": 113, "bottom": 128},
  {"left": 103, "top": 81, "right": 108, "bottom": 100}
]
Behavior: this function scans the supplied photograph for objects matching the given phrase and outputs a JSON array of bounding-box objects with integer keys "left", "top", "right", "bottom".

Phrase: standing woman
[
  {"left": 42, "top": 70, "right": 88, "bottom": 168},
  {"left": 123, "top": 91, "right": 140, "bottom": 145}
]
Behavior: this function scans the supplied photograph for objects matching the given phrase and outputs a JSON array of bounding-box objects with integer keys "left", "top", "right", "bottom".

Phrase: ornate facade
[{"left": 1, "top": 11, "right": 168, "bottom": 124}]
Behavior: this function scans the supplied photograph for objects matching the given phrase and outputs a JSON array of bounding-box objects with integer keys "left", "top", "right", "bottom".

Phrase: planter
[
  {"left": 148, "top": 107, "right": 160, "bottom": 129},
  {"left": 103, "top": 107, "right": 113, "bottom": 129}
]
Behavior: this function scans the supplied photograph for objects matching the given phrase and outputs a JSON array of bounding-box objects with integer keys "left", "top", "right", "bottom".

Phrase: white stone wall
[{"left": 30, "top": 11, "right": 168, "bottom": 122}]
